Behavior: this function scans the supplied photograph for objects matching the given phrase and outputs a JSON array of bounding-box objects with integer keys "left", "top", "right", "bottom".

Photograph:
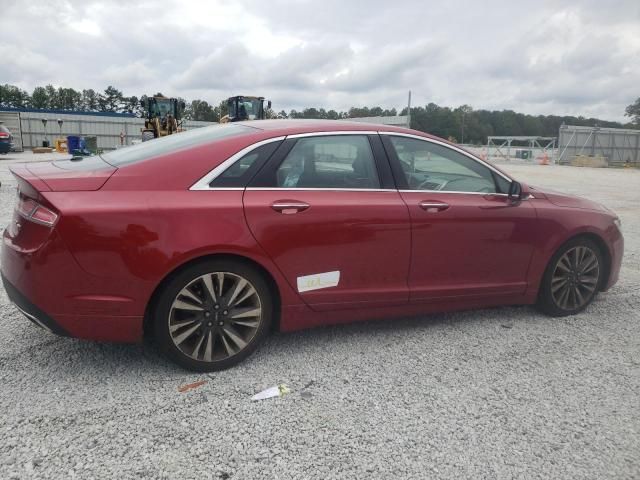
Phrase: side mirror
[{"left": 508, "top": 181, "right": 522, "bottom": 201}]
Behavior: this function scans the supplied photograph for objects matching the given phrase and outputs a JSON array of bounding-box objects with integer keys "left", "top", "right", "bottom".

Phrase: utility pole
[
  {"left": 461, "top": 110, "right": 465, "bottom": 144},
  {"left": 407, "top": 90, "right": 411, "bottom": 128}
]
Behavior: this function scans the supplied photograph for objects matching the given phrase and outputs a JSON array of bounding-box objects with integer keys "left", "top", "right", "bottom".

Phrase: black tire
[
  {"left": 153, "top": 259, "right": 273, "bottom": 371},
  {"left": 141, "top": 130, "right": 155, "bottom": 142},
  {"left": 537, "top": 237, "right": 604, "bottom": 317}
]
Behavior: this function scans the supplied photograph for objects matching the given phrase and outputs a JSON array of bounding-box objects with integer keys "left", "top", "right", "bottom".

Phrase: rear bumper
[
  {"left": 2, "top": 273, "right": 69, "bottom": 336},
  {"left": 1, "top": 227, "right": 144, "bottom": 343}
]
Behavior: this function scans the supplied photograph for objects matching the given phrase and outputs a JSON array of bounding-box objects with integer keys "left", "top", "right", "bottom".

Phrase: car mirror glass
[{"left": 508, "top": 181, "right": 522, "bottom": 200}]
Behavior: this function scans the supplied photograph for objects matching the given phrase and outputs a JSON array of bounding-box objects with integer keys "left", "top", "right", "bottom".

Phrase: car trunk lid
[{"left": 20, "top": 156, "right": 117, "bottom": 192}]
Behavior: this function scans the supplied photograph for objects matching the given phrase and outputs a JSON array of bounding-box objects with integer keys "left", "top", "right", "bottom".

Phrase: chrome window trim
[
  {"left": 189, "top": 136, "right": 286, "bottom": 191},
  {"left": 378, "top": 131, "right": 513, "bottom": 183},
  {"left": 398, "top": 189, "right": 508, "bottom": 196},
  {"left": 286, "top": 130, "right": 378, "bottom": 139},
  {"left": 399, "top": 189, "right": 528, "bottom": 201},
  {"left": 192, "top": 187, "right": 245, "bottom": 191},
  {"left": 246, "top": 187, "right": 397, "bottom": 192}
]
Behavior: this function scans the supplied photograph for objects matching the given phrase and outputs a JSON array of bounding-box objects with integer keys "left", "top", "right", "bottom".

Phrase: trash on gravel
[
  {"left": 178, "top": 380, "right": 207, "bottom": 392},
  {"left": 251, "top": 384, "right": 290, "bottom": 401}
]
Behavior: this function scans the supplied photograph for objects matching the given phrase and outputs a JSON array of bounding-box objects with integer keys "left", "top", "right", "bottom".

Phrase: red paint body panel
[
  {"left": 399, "top": 192, "right": 538, "bottom": 299},
  {"left": 9, "top": 163, "right": 52, "bottom": 192},
  {"left": 0, "top": 120, "right": 624, "bottom": 345},
  {"left": 278, "top": 294, "right": 528, "bottom": 332},
  {"left": 25, "top": 160, "right": 116, "bottom": 191},
  {"left": 243, "top": 189, "right": 411, "bottom": 310}
]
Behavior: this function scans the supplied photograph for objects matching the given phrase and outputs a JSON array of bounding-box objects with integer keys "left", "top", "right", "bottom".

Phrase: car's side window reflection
[
  {"left": 275, "top": 136, "right": 380, "bottom": 189},
  {"left": 389, "top": 136, "right": 499, "bottom": 193},
  {"left": 219, "top": 152, "right": 259, "bottom": 179},
  {"left": 210, "top": 142, "right": 281, "bottom": 188}
]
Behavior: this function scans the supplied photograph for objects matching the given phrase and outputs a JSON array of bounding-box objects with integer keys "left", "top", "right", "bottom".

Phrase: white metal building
[
  {"left": 557, "top": 125, "right": 640, "bottom": 166},
  {"left": 0, "top": 109, "right": 212, "bottom": 151}
]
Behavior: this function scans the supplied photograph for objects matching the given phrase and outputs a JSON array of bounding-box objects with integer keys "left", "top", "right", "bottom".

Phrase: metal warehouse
[
  {"left": 558, "top": 124, "right": 640, "bottom": 166},
  {"left": 0, "top": 108, "right": 213, "bottom": 151}
]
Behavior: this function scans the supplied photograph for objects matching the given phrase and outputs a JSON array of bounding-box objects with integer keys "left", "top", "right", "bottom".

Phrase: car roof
[{"left": 240, "top": 119, "right": 430, "bottom": 138}]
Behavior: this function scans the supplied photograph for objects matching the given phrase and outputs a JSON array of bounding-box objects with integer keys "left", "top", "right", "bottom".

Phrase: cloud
[
  {"left": 0, "top": 45, "right": 58, "bottom": 84},
  {"left": 0, "top": 0, "right": 638, "bottom": 120}
]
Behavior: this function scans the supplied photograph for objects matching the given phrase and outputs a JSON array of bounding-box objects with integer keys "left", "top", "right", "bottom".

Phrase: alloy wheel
[
  {"left": 168, "top": 271, "right": 263, "bottom": 362},
  {"left": 550, "top": 246, "right": 600, "bottom": 311}
]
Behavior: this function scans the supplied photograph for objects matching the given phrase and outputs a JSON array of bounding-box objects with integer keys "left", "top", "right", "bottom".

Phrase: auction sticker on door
[{"left": 297, "top": 271, "right": 341, "bottom": 293}]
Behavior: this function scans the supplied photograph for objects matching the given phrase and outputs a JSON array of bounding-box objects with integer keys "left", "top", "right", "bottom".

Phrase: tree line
[
  {"left": 400, "top": 103, "right": 638, "bottom": 144},
  {"left": 1, "top": 83, "right": 637, "bottom": 144},
  {"left": 0, "top": 84, "right": 142, "bottom": 116},
  {"left": 277, "top": 103, "right": 638, "bottom": 144}
]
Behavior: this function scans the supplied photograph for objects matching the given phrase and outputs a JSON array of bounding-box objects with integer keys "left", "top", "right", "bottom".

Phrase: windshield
[
  {"left": 151, "top": 99, "right": 172, "bottom": 118},
  {"left": 102, "top": 124, "right": 249, "bottom": 167},
  {"left": 229, "top": 98, "right": 263, "bottom": 120}
]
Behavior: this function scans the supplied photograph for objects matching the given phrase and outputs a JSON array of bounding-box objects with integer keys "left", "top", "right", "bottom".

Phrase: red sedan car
[{"left": 1, "top": 120, "right": 624, "bottom": 371}]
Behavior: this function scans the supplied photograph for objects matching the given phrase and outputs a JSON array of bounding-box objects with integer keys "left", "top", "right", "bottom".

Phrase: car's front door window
[
  {"left": 275, "top": 135, "right": 380, "bottom": 189},
  {"left": 388, "top": 136, "right": 502, "bottom": 193}
]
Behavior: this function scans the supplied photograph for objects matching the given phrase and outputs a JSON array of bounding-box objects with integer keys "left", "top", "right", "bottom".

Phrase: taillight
[
  {"left": 0, "top": 132, "right": 9, "bottom": 138},
  {"left": 17, "top": 197, "right": 38, "bottom": 217},
  {"left": 31, "top": 206, "right": 59, "bottom": 226},
  {"left": 17, "top": 197, "right": 59, "bottom": 227}
]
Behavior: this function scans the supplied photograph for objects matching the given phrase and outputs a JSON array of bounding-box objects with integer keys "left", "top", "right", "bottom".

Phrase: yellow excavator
[
  {"left": 220, "top": 96, "right": 271, "bottom": 123},
  {"left": 140, "top": 95, "right": 186, "bottom": 141}
]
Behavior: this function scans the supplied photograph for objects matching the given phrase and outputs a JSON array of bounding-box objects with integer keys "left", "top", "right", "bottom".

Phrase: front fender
[{"left": 525, "top": 198, "right": 619, "bottom": 298}]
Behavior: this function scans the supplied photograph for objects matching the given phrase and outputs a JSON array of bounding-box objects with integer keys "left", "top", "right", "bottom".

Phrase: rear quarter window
[{"left": 102, "top": 124, "right": 249, "bottom": 167}]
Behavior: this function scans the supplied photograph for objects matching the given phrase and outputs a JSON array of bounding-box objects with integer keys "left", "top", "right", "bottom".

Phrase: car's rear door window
[{"left": 271, "top": 135, "right": 380, "bottom": 189}]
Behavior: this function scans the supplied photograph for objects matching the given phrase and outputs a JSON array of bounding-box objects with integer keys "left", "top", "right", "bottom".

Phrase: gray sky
[{"left": 1, "top": 0, "right": 639, "bottom": 120}]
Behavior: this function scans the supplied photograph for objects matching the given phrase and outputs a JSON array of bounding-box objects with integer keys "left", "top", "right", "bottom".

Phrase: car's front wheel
[
  {"left": 537, "top": 237, "right": 604, "bottom": 316},
  {"left": 154, "top": 259, "right": 273, "bottom": 371}
]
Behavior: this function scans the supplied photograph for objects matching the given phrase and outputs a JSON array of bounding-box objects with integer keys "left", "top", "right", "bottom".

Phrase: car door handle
[
  {"left": 419, "top": 201, "right": 450, "bottom": 212},
  {"left": 271, "top": 201, "right": 310, "bottom": 214}
]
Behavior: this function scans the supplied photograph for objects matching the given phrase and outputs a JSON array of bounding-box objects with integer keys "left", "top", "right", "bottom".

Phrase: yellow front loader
[
  {"left": 220, "top": 96, "right": 271, "bottom": 123},
  {"left": 140, "top": 95, "right": 186, "bottom": 141}
]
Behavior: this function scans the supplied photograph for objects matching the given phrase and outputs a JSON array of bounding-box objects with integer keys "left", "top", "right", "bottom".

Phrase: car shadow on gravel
[
  {"left": 262, "top": 304, "right": 535, "bottom": 349},
  {"left": 5, "top": 304, "right": 537, "bottom": 379}
]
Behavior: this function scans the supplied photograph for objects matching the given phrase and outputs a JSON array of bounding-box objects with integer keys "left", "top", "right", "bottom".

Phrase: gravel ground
[{"left": 0, "top": 152, "right": 638, "bottom": 479}]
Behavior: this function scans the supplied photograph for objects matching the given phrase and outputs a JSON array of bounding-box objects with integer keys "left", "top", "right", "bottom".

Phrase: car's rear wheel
[
  {"left": 537, "top": 238, "right": 603, "bottom": 316},
  {"left": 153, "top": 259, "right": 272, "bottom": 371}
]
